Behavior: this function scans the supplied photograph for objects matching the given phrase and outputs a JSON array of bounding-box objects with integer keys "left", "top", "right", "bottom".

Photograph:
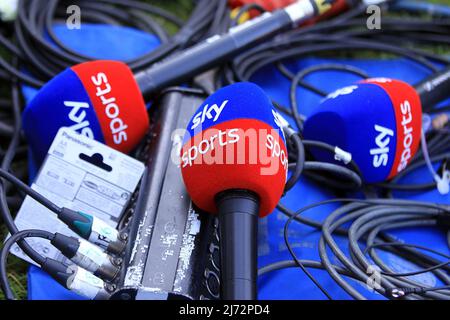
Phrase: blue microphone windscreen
[
  {"left": 23, "top": 68, "right": 105, "bottom": 164},
  {"left": 181, "top": 82, "right": 288, "bottom": 217},
  {"left": 303, "top": 83, "right": 397, "bottom": 183},
  {"left": 184, "top": 82, "right": 286, "bottom": 144},
  {"left": 23, "top": 60, "right": 149, "bottom": 165}
]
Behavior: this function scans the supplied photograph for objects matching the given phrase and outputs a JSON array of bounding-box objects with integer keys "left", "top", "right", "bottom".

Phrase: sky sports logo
[
  {"left": 64, "top": 100, "right": 95, "bottom": 139},
  {"left": 396, "top": 99, "right": 415, "bottom": 173},
  {"left": 370, "top": 124, "right": 393, "bottom": 168},
  {"left": 178, "top": 98, "right": 288, "bottom": 177},
  {"left": 190, "top": 100, "right": 228, "bottom": 130},
  {"left": 63, "top": 71, "right": 129, "bottom": 147},
  {"left": 177, "top": 125, "right": 288, "bottom": 178},
  {"left": 370, "top": 99, "right": 414, "bottom": 174}
]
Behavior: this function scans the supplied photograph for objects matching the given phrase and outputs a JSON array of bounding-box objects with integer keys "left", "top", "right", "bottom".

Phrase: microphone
[
  {"left": 180, "top": 82, "right": 288, "bottom": 299},
  {"left": 303, "top": 68, "right": 450, "bottom": 183},
  {"left": 23, "top": 0, "right": 344, "bottom": 163},
  {"left": 414, "top": 65, "right": 450, "bottom": 109},
  {"left": 303, "top": 78, "right": 422, "bottom": 183},
  {"left": 134, "top": 0, "right": 340, "bottom": 98},
  {"left": 22, "top": 60, "right": 149, "bottom": 164}
]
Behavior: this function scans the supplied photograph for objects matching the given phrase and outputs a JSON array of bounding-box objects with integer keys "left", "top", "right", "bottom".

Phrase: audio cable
[
  {"left": 220, "top": 2, "right": 450, "bottom": 196},
  {"left": 320, "top": 202, "right": 450, "bottom": 300},
  {"left": 0, "top": 0, "right": 231, "bottom": 87},
  {"left": 1, "top": 0, "right": 449, "bottom": 301},
  {"left": 0, "top": 55, "right": 45, "bottom": 300},
  {"left": 0, "top": 1, "right": 230, "bottom": 300},
  {"left": 275, "top": 197, "right": 450, "bottom": 300},
  {"left": 0, "top": 166, "right": 127, "bottom": 255},
  {"left": 276, "top": 106, "right": 364, "bottom": 194},
  {"left": 0, "top": 82, "right": 123, "bottom": 297},
  {"left": 0, "top": 229, "right": 117, "bottom": 300},
  {"left": 390, "top": 0, "right": 450, "bottom": 18},
  {"left": 220, "top": 1, "right": 449, "bottom": 87}
]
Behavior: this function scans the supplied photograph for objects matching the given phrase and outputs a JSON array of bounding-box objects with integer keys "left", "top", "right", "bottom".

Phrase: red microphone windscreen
[
  {"left": 180, "top": 82, "right": 288, "bottom": 217},
  {"left": 361, "top": 78, "right": 422, "bottom": 180},
  {"left": 23, "top": 60, "right": 149, "bottom": 164}
]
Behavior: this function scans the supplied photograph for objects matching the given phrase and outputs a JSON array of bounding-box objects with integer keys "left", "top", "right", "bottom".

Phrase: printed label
[
  {"left": 70, "top": 267, "right": 103, "bottom": 299},
  {"left": 10, "top": 128, "right": 144, "bottom": 265}
]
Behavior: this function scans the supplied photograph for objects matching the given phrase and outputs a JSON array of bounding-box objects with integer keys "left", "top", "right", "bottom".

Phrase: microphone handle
[
  {"left": 415, "top": 65, "right": 450, "bottom": 108},
  {"left": 134, "top": 0, "right": 323, "bottom": 98},
  {"left": 216, "top": 189, "right": 260, "bottom": 300}
]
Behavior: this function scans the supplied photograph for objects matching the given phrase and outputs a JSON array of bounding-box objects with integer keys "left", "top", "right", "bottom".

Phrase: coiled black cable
[
  {"left": 281, "top": 197, "right": 450, "bottom": 299},
  {"left": 1, "top": 0, "right": 449, "bottom": 301},
  {"left": 224, "top": 2, "right": 449, "bottom": 197},
  {"left": 0, "top": 229, "right": 54, "bottom": 300},
  {"left": 1, "top": 0, "right": 229, "bottom": 87}
]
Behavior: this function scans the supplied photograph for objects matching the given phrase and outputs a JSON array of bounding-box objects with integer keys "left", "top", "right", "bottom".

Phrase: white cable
[
  {"left": 334, "top": 147, "right": 352, "bottom": 165},
  {"left": 420, "top": 128, "right": 449, "bottom": 195}
]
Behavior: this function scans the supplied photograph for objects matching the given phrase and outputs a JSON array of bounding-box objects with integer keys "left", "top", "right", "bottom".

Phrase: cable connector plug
[
  {"left": 436, "top": 159, "right": 450, "bottom": 195},
  {"left": 41, "top": 258, "right": 74, "bottom": 287},
  {"left": 435, "top": 171, "right": 450, "bottom": 195},
  {"left": 420, "top": 128, "right": 449, "bottom": 195},
  {"left": 51, "top": 233, "right": 121, "bottom": 281},
  {"left": 272, "top": 109, "right": 297, "bottom": 138},
  {"left": 57, "top": 208, "right": 127, "bottom": 255},
  {"left": 387, "top": 287, "right": 426, "bottom": 299},
  {"left": 334, "top": 146, "right": 352, "bottom": 165},
  {"left": 41, "top": 258, "right": 112, "bottom": 300}
]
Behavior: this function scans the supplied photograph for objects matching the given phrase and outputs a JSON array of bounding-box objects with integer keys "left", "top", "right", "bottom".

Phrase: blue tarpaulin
[{"left": 22, "top": 24, "right": 450, "bottom": 300}]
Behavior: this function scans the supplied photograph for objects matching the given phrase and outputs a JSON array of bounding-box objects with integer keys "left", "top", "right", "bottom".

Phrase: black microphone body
[
  {"left": 134, "top": 0, "right": 320, "bottom": 98},
  {"left": 216, "top": 190, "right": 260, "bottom": 300},
  {"left": 415, "top": 65, "right": 450, "bottom": 108},
  {"left": 180, "top": 83, "right": 289, "bottom": 300}
]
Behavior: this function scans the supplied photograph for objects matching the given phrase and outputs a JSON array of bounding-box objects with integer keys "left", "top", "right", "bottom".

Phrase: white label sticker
[
  {"left": 72, "top": 239, "right": 107, "bottom": 272},
  {"left": 70, "top": 268, "right": 103, "bottom": 299},
  {"left": 9, "top": 128, "right": 144, "bottom": 265}
]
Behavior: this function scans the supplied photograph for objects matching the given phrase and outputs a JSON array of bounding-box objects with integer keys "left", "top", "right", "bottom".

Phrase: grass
[
  {"left": 0, "top": 0, "right": 449, "bottom": 300},
  {"left": 0, "top": 226, "right": 28, "bottom": 300}
]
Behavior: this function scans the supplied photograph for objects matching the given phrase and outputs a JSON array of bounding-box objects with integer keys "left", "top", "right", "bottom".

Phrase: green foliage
[{"left": 0, "top": 225, "right": 28, "bottom": 300}]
